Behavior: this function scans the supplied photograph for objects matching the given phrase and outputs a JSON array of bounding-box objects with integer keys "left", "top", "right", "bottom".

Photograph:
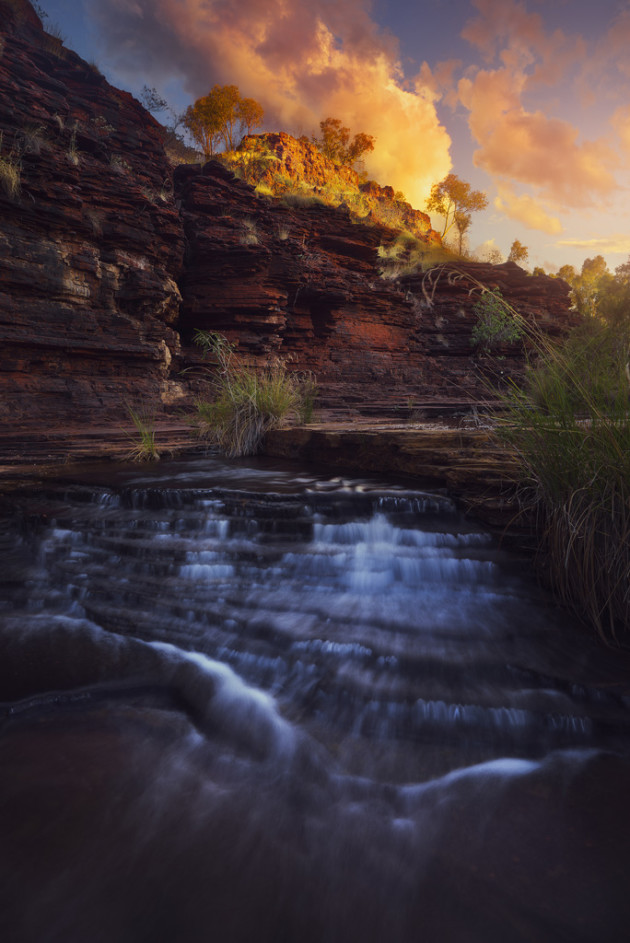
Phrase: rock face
[
  {"left": 0, "top": 0, "right": 185, "bottom": 427},
  {"left": 237, "top": 132, "right": 441, "bottom": 243},
  {"left": 176, "top": 161, "right": 575, "bottom": 416},
  {"left": 0, "top": 0, "right": 576, "bottom": 439}
]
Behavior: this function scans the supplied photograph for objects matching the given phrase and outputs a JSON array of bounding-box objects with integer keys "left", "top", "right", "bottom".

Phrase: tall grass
[
  {"left": 192, "top": 331, "right": 317, "bottom": 457},
  {"left": 126, "top": 403, "right": 160, "bottom": 461},
  {"left": 420, "top": 264, "right": 630, "bottom": 642},
  {"left": 497, "top": 318, "right": 630, "bottom": 643}
]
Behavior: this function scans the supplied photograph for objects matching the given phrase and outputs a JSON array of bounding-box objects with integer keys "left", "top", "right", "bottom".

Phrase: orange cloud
[
  {"left": 462, "top": 0, "right": 585, "bottom": 85},
  {"left": 457, "top": 1, "right": 620, "bottom": 217},
  {"left": 494, "top": 183, "right": 563, "bottom": 234},
  {"left": 612, "top": 105, "right": 630, "bottom": 164},
  {"left": 92, "top": 0, "right": 452, "bottom": 208},
  {"left": 557, "top": 235, "right": 630, "bottom": 255}
]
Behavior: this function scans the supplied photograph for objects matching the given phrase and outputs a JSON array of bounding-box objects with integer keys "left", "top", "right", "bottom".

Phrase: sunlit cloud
[
  {"left": 612, "top": 105, "right": 630, "bottom": 164},
  {"left": 89, "top": 0, "right": 452, "bottom": 207},
  {"left": 455, "top": 0, "right": 622, "bottom": 227},
  {"left": 493, "top": 183, "right": 563, "bottom": 234},
  {"left": 557, "top": 235, "right": 630, "bottom": 255}
]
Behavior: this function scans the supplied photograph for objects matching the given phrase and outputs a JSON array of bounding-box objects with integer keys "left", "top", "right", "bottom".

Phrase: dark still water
[{"left": 1, "top": 456, "right": 630, "bottom": 942}]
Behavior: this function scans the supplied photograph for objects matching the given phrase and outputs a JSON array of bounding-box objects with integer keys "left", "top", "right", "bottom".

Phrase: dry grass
[
  {"left": 192, "top": 331, "right": 317, "bottom": 456},
  {"left": 0, "top": 132, "right": 21, "bottom": 200}
]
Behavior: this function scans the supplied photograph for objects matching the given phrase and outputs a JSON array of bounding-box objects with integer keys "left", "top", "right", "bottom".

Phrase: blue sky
[{"left": 36, "top": 0, "right": 630, "bottom": 273}]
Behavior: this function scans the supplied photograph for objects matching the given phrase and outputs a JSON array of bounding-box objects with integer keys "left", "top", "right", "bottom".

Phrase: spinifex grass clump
[
  {"left": 498, "top": 320, "right": 630, "bottom": 642},
  {"left": 193, "top": 331, "right": 317, "bottom": 457},
  {"left": 125, "top": 403, "right": 160, "bottom": 461}
]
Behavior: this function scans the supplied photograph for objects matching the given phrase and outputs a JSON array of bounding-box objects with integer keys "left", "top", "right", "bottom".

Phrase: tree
[
  {"left": 426, "top": 174, "right": 488, "bottom": 255},
  {"left": 139, "top": 86, "right": 198, "bottom": 164},
  {"left": 183, "top": 86, "right": 264, "bottom": 158},
  {"left": 596, "top": 256, "right": 630, "bottom": 328},
  {"left": 313, "top": 118, "right": 375, "bottom": 167},
  {"left": 571, "top": 255, "right": 610, "bottom": 317},
  {"left": 557, "top": 264, "right": 577, "bottom": 285},
  {"left": 508, "top": 239, "right": 528, "bottom": 265}
]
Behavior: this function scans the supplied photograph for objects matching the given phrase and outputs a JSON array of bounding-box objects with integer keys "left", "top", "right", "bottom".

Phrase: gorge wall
[{"left": 0, "top": 0, "right": 575, "bottom": 435}]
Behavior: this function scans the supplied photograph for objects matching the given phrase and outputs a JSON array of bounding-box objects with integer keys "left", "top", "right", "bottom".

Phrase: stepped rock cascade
[{"left": 1, "top": 456, "right": 630, "bottom": 941}]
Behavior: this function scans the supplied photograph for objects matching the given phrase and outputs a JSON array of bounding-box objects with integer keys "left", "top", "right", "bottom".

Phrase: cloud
[
  {"left": 457, "top": 2, "right": 620, "bottom": 211},
  {"left": 461, "top": 0, "right": 586, "bottom": 84},
  {"left": 612, "top": 105, "right": 630, "bottom": 164},
  {"left": 89, "top": 0, "right": 452, "bottom": 207},
  {"left": 557, "top": 235, "right": 630, "bottom": 255},
  {"left": 494, "top": 183, "right": 563, "bottom": 234}
]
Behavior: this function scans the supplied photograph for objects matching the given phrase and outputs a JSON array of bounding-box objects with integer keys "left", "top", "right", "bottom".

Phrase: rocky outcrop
[
  {"left": 0, "top": 0, "right": 576, "bottom": 443},
  {"left": 0, "top": 0, "right": 185, "bottom": 427},
  {"left": 236, "top": 132, "right": 441, "bottom": 243},
  {"left": 176, "top": 161, "right": 576, "bottom": 417}
]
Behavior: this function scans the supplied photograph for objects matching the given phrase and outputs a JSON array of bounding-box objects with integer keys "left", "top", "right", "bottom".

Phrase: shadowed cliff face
[
  {"left": 0, "top": 0, "right": 575, "bottom": 433},
  {"left": 0, "top": 0, "right": 186, "bottom": 427}
]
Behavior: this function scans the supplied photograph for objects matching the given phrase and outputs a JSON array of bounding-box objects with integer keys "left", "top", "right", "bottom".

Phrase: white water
[{"left": 1, "top": 456, "right": 630, "bottom": 941}]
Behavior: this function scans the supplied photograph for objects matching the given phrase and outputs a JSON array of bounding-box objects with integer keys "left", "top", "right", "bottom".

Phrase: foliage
[
  {"left": 183, "top": 86, "right": 264, "bottom": 158},
  {"left": 554, "top": 254, "right": 630, "bottom": 322},
  {"left": 192, "top": 331, "right": 317, "bottom": 456},
  {"left": 508, "top": 239, "right": 528, "bottom": 264},
  {"left": 218, "top": 137, "right": 280, "bottom": 184},
  {"left": 126, "top": 404, "right": 160, "bottom": 461},
  {"left": 0, "top": 132, "right": 21, "bottom": 200},
  {"left": 313, "top": 118, "right": 375, "bottom": 167},
  {"left": 426, "top": 174, "right": 488, "bottom": 254},
  {"left": 470, "top": 289, "right": 523, "bottom": 352},
  {"left": 140, "top": 85, "right": 201, "bottom": 165},
  {"left": 378, "top": 232, "right": 450, "bottom": 279},
  {"left": 497, "top": 319, "right": 630, "bottom": 642}
]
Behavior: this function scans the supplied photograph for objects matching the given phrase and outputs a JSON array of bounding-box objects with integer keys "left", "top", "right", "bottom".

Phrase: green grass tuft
[
  {"left": 126, "top": 404, "right": 160, "bottom": 461},
  {"left": 192, "top": 331, "right": 317, "bottom": 456}
]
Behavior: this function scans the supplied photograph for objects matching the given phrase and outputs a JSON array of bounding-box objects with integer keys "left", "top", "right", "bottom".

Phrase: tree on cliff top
[
  {"left": 508, "top": 239, "right": 529, "bottom": 264},
  {"left": 313, "top": 118, "right": 375, "bottom": 167},
  {"left": 426, "top": 174, "right": 488, "bottom": 254},
  {"left": 183, "top": 86, "right": 264, "bottom": 157}
]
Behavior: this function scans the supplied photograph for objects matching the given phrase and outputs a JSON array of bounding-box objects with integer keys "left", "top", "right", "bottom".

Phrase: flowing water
[{"left": 1, "top": 455, "right": 630, "bottom": 942}]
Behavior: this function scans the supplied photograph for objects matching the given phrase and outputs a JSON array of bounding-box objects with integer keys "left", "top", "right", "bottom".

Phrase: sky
[{"left": 35, "top": 0, "right": 630, "bottom": 273}]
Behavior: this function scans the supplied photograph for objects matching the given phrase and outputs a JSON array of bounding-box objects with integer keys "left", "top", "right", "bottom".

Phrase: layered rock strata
[
  {"left": 0, "top": 0, "right": 575, "bottom": 443},
  {"left": 0, "top": 0, "right": 185, "bottom": 427}
]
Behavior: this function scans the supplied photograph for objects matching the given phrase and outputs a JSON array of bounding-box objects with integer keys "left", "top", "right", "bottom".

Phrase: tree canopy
[
  {"left": 508, "top": 239, "right": 529, "bottom": 264},
  {"left": 426, "top": 174, "right": 488, "bottom": 254},
  {"left": 183, "top": 86, "right": 264, "bottom": 157},
  {"left": 313, "top": 118, "right": 375, "bottom": 167},
  {"left": 555, "top": 254, "right": 630, "bottom": 325}
]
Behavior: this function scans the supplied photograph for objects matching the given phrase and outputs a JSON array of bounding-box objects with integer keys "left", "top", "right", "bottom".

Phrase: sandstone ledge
[
  {"left": 0, "top": 420, "right": 528, "bottom": 540},
  {"left": 264, "top": 422, "right": 525, "bottom": 532}
]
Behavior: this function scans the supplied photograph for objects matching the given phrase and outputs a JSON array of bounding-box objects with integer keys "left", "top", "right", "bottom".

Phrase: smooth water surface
[{"left": 1, "top": 455, "right": 629, "bottom": 942}]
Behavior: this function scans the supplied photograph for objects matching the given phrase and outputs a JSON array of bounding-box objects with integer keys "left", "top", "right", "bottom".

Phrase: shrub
[
  {"left": 470, "top": 289, "right": 523, "bottom": 352},
  {"left": 192, "top": 331, "right": 317, "bottom": 456}
]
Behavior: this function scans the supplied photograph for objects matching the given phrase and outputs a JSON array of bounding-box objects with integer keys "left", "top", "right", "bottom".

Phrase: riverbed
[{"left": 1, "top": 455, "right": 629, "bottom": 942}]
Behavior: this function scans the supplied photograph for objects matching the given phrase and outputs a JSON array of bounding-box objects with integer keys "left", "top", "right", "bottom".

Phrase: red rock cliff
[
  {"left": 0, "top": 0, "right": 185, "bottom": 427},
  {"left": 0, "top": 0, "right": 576, "bottom": 436},
  {"left": 176, "top": 161, "right": 574, "bottom": 416}
]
